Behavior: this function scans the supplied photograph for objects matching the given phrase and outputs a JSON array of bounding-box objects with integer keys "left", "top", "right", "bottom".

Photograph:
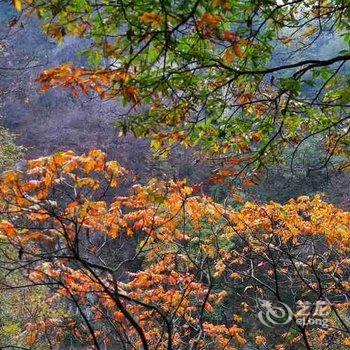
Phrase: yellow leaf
[
  {"left": 26, "top": 330, "right": 38, "bottom": 346},
  {"left": 13, "top": 0, "right": 22, "bottom": 11},
  {"left": 202, "top": 244, "right": 215, "bottom": 258},
  {"left": 255, "top": 335, "right": 267, "bottom": 346},
  {"left": 180, "top": 186, "right": 193, "bottom": 196},
  {"left": 106, "top": 160, "right": 121, "bottom": 173},
  {"left": 83, "top": 159, "right": 95, "bottom": 173},
  {"left": 139, "top": 12, "right": 163, "bottom": 28},
  {"left": 2, "top": 170, "right": 19, "bottom": 182},
  {"left": 0, "top": 220, "right": 16, "bottom": 237},
  {"left": 76, "top": 177, "right": 100, "bottom": 190},
  {"left": 343, "top": 338, "right": 350, "bottom": 346},
  {"left": 304, "top": 25, "right": 318, "bottom": 37},
  {"left": 230, "top": 272, "right": 241, "bottom": 280},
  {"left": 233, "top": 314, "right": 242, "bottom": 323},
  {"left": 151, "top": 139, "right": 161, "bottom": 150}
]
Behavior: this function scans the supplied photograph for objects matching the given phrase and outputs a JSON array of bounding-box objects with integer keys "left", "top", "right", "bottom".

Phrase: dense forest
[{"left": 0, "top": 0, "right": 350, "bottom": 349}]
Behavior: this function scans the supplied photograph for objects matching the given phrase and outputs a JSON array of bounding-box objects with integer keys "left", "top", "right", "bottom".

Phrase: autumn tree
[
  {"left": 0, "top": 129, "right": 50, "bottom": 349},
  {"left": 0, "top": 149, "right": 349, "bottom": 349},
  {"left": 11, "top": 0, "right": 350, "bottom": 181},
  {"left": 2, "top": 2, "right": 350, "bottom": 349}
]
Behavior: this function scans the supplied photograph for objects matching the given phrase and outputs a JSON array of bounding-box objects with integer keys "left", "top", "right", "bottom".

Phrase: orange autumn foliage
[
  {"left": 37, "top": 63, "right": 139, "bottom": 103},
  {"left": 0, "top": 150, "right": 350, "bottom": 349}
]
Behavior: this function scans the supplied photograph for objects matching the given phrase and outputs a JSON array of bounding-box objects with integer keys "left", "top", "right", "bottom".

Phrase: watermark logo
[
  {"left": 295, "top": 300, "right": 330, "bottom": 328},
  {"left": 257, "top": 299, "right": 293, "bottom": 327},
  {"left": 257, "top": 299, "right": 331, "bottom": 329}
]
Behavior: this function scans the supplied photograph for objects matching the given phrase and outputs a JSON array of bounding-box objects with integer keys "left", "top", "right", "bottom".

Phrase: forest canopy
[
  {"left": 1, "top": 149, "right": 350, "bottom": 349},
  {"left": 25, "top": 0, "right": 350, "bottom": 177}
]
